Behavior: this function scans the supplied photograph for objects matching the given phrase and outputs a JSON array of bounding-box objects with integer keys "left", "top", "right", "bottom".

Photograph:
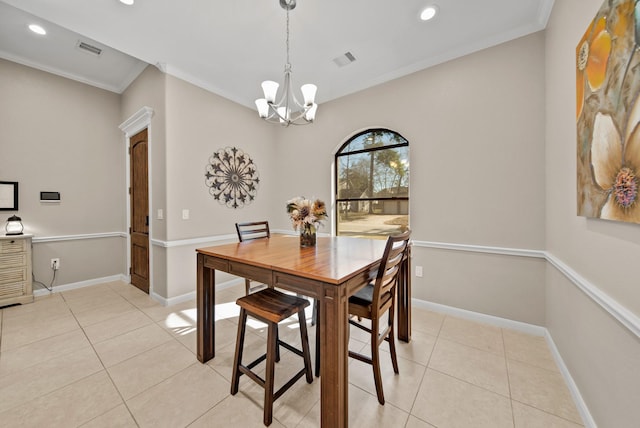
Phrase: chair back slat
[
  {"left": 346, "top": 229, "right": 410, "bottom": 405},
  {"left": 372, "top": 230, "right": 411, "bottom": 307},
  {"left": 236, "top": 221, "right": 270, "bottom": 242}
]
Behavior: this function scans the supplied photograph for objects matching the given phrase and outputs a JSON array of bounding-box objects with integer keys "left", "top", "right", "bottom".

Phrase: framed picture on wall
[
  {"left": 0, "top": 181, "right": 18, "bottom": 211},
  {"left": 576, "top": 0, "right": 640, "bottom": 224}
]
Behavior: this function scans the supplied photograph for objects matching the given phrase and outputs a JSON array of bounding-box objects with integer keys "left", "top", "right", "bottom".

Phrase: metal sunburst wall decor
[{"left": 205, "top": 147, "right": 260, "bottom": 209}]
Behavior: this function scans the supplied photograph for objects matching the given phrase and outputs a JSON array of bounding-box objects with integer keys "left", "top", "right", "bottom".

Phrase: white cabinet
[{"left": 0, "top": 235, "right": 33, "bottom": 307}]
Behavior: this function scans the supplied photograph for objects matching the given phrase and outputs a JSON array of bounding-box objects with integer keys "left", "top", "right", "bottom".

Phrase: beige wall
[
  {"left": 0, "top": 58, "right": 126, "bottom": 286},
  {"left": 162, "top": 75, "right": 277, "bottom": 297},
  {"left": 120, "top": 65, "right": 169, "bottom": 297},
  {"left": 164, "top": 74, "right": 276, "bottom": 241},
  {"left": 546, "top": 0, "right": 640, "bottom": 317},
  {"left": 6, "top": 5, "right": 640, "bottom": 422},
  {"left": 2, "top": 27, "right": 548, "bottom": 312},
  {"left": 545, "top": 0, "right": 640, "bottom": 425},
  {"left": 331, "top": 32, "right": 546, "bottom": 248},
  {"left": 120, "top": 66, "right": 278, "bottom": 299},
  {"left": 272, "top": 32, "right": 548, "bottom": 325},
  {"left": 120, "top": 65, "right": 168, "bottom": 242}
]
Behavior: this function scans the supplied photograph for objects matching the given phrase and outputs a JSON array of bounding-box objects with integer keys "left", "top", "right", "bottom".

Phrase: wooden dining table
[{"left": 196, "top": 234, "right": 411, "bottom": 427}]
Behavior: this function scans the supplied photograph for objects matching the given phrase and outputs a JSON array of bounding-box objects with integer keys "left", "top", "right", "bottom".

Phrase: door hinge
[
  {"left": 129, "top": 267, "right": 132, "bottom": 275},
  {"left": 129, "top": 227, "right": 132, "bottom": 234},
  {"left": 128, "top": 147, "right": 131, "bottom": 155},
  {"left": 128, "top": 187, "right": 131, "bottom": 195}
]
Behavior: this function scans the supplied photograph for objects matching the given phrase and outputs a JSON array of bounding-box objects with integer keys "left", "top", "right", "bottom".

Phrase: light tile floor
[{"left": 0, "top": 281, "right": 584, "bottom": 427}]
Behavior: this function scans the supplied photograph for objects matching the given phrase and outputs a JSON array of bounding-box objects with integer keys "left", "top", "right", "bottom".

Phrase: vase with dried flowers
[{"left": 286, "top": 196, "right": 328, "bottom": 247}]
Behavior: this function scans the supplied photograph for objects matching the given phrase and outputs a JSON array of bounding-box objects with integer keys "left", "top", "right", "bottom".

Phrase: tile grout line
[
  {"left": 2, "top": 281, "right": 583, "bottom": 427},
  {"left": 294, "top": 393, "right": 321, "bottom": 428},
  {"left": 502, "top": 332, "right": 585, "bottom": 426},
  {"left": 402, "top": 363, "right": 429, "bottom": 427},
  {"left": 0, "top": 298, "right": 83, "bottom": 376},
  {"left": 110, "top": 282, "right": 232, "bottom": 427},
  {"left": 92, "top": 285, "right": 234, "bottom": 427},
  {"left": 407, "top": 319, "right": 441, "bottom": 411},
  {"left": 67, "top": 298, "right": 139, "bottom": 326},
  {"left": 0, "top": 289, "right": 141, "bottom": 425},
  {"left": 501, "top": 328, "right": 517, "bottom": 427},
  {"left": 510, "top": 398, "right": 585, "bottom": 427},
  {"left": 502, "top": 356, "right": 585, "bottom": 425},
  {"left": 63, "top": 289, "right": 143, "bottom": 428},
  {"left": 60, "top": 284, "right": 174, "bottom": 426},
  {"left": 94, "top": 284, "right": 229, "bottom": 426},
  {"left": 403, "top": 312, "right": 445, "bottom": 427},
  {"left": 5, "top": 286, "right": 213, "bottom": 424},
  {"left": 428, "top": 366, "right": 513, "bottom": 399}
]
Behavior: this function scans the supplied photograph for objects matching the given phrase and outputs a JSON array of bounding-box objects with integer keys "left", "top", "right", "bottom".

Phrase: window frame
[{"left": 334, "top": 128, "right": 409, "bottom": 237}]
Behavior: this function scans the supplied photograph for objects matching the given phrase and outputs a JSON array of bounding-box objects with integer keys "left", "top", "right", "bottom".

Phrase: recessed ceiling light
[
  {"left": 28, "top": 24, "right": 46, "bottom": 35},
  {"left": 120, "top": 0, "right": 134, "bottom": 5},
  {"left": 420, "top": 5, "right": 439, "bottom": 21}
]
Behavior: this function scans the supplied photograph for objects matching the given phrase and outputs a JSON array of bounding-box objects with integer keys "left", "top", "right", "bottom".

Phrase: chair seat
[
  {"left": 237, "top": 288, "right": 310, "bottom": 324},
  {"left": 235, "top": 221, "right": 319, "bottom": 378},
  {"left": 349, "top": 283, "right": 375, "bottom": 306},
  {"left": 346, "top": 230, "right": 411, "bottom": 405},
  {"left": 349, "top": 283, "right": 393, "bottom": 314},
  {"left": 231, "top": 287, "right": 313, "bottom": 426}
]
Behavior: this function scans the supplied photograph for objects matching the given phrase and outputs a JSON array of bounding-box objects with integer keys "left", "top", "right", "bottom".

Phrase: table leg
[
  {"left": 197, "top": 253, "right": 215, "bottom": 363},
  {"left": 397, "top": 247, "right": 412, "bottom": 343},
  {"left": 320, "top": 284, "right": 349, "bottom": 427}
]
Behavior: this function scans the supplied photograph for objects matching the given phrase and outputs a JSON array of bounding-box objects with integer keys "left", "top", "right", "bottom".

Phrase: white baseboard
[
  {"left": 543, "top": 330, "right": 597, "bottom": 428},
  {"left": 413, "top": 298, "right": 546, "bottom": 336},
  {"left": 412, "top": 297, "right": 596, "bottom": 428},
  {"left": 30, "top": 270, "right": 595, "bottom": 426},
  {"left": 33, "top": 274, "right": 128, "bottom": 296},
  {"left": 151, "top": 278, "right": 244, "bottom": 306},
  {"left": 27, "top": 235, "right": 620, "bottom": 427},
  {"left": 413, "top": 240, "right": 639, "bottom": 341},
  {"left": 33, "top": 274, "right": 244, "bottom": 307}
]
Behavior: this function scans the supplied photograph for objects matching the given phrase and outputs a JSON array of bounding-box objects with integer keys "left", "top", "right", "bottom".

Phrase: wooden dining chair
[
  {"left": 231, "top": 288, "right": 313, "bottom": 426},
  {"left": 236, "top": 221, "right": 270, "bottom": 295},
  {"left": 236, "top": 220, "right": 320, "bottom": 374},
  {"left": 347, "top": 230, "right": 411, "bottom": 405}
]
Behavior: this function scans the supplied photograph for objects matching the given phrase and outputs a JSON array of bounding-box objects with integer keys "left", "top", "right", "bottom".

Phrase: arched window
[{"left": 335, "top": 129, "right": 409, "bottom": 238}]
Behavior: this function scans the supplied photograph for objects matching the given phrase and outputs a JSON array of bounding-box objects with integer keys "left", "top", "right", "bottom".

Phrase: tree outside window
[{"left": 335, "top": 129, "right": 409, "bottom": 239}]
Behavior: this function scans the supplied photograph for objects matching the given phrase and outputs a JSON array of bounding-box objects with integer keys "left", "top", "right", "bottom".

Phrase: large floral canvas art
[{"left": 577, "top": 0, "right": 640, "bottom": 224}]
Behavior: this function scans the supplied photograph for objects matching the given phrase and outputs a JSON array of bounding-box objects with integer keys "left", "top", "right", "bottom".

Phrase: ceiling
[{"left": 0, "top": 0, "right": 555, "bottom": 108}]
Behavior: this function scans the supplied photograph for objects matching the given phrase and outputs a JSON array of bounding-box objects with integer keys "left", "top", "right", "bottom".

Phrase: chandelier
[{"left": 255, "top": 0, "right": 317, "bottom": 126}]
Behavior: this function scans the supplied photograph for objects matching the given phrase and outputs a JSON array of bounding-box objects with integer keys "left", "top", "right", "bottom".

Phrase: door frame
[{"left": 119, "top": 107, "right": 155, "bottom": 296}]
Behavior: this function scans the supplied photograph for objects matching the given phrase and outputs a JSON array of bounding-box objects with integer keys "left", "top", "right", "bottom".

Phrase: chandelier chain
[
  {"left": 286, "top": 8, "right": 290, "bottom": 65},
  {"left": 255, "top": 0, "right": 317, "bottom": 126}
]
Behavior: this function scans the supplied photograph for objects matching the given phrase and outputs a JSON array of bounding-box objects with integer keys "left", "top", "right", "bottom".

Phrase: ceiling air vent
[
  {"left": 333, "top": 51, "right": 356, "bottom": 67},
  {"left": 76, "top": 40, "right": 103, "bottom": 56}
]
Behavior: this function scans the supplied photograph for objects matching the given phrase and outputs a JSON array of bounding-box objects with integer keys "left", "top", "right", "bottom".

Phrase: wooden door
[{"left": 129, "top": 129, "right": 149, "bottom": 293}]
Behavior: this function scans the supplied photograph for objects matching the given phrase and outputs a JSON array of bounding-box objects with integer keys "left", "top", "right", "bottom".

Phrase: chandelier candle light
[
  {"left": 286, "top": 197, "right": 327, "bottom": 247},
  {"left": 255, "top": 0, "right": 318, "bottom": 126}
]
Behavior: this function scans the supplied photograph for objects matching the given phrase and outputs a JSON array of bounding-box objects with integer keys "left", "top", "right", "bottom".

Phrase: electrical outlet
[
  {"left": 415, "top": 266, "right": 423, "bottom": 277},
  {"left": 51, "top": 258, "right": 60, "bottom": 270}
]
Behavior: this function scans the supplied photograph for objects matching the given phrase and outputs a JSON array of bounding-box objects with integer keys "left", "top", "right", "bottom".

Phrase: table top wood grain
[{"left": 196, "top": 234, "right": 387, "bottom": 284}]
